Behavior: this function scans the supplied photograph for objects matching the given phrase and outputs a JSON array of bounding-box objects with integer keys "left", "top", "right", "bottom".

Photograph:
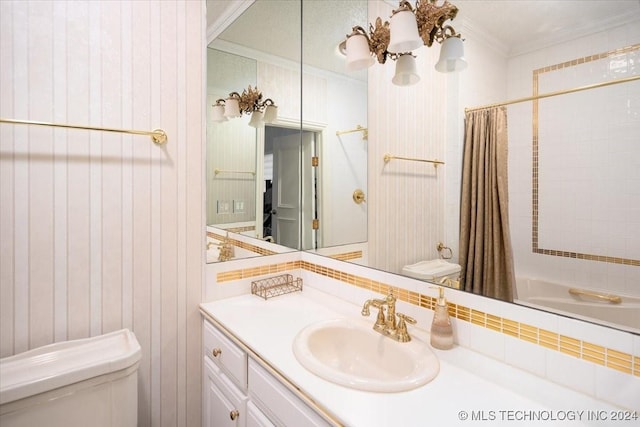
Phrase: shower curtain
[{"left": 459, "top": 106, "right": 516, "bottom": 302}]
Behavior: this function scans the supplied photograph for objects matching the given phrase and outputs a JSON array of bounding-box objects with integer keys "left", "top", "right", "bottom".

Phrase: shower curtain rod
[
  {"left": 0, "top": 117, "right": 168, "bottom": 144},
  {"left": 464, "top": 74, "right": 640, "bottom": 113}
]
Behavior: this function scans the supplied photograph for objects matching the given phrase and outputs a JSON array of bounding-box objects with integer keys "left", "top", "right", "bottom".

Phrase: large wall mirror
[
  {"left": 206, "top": 0, "right": 368, "bottom": 256},
  {"left": 206, "top": 1, "right": 639, "bottom": 334}
]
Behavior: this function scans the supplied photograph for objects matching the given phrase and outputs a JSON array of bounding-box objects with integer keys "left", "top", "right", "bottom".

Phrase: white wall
[
  {"left": 206, "top": 48, "right": 257, "bottom": 225},
  {"left": 0, "top": 1, "right": 204, "bottom": 426},
  {"left": 367, "top": 1, "right": 449, "bottom": 274},
  {"left": 319, "top": 71, "right": 368, "bottom": 247}
]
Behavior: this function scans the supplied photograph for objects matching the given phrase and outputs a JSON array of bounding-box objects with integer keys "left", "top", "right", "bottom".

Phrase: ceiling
[
  {"left": 456, "top": 0, "right": 640, "bottom": 55},
  {"left": 207, "top": 0, "right": 640, "bottom": 76}
]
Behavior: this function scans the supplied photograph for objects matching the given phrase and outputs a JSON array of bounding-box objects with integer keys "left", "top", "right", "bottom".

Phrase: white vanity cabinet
[
  {"left": 246, "top": 402, "right": 275, "bottom": 427},
  {"left": 202, "top": 318, "right": 333, "bottom": 427},
  {"left": 203, "top": 358, "right": 247, "bottom": 427}
]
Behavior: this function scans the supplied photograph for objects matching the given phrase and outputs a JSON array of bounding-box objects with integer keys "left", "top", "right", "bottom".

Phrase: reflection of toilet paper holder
[{"left": 437, "top": 242, "right": 453, "bottom": 259}]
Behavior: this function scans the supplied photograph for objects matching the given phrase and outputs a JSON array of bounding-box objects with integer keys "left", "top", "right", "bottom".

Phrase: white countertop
[{"left": 200, "top": 287, "right": 623, "bottom": 427}]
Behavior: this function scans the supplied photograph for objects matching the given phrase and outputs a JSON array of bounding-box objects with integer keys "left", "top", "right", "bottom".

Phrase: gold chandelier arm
[
  {"left": 368, "top": 18, "right": 391, "bottom": 64},
  {"left": 415, "top": 0, "right": 459, "bottom": 47}
]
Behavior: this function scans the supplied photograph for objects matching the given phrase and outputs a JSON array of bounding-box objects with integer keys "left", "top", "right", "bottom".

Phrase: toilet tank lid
[
  {"left": 402, "top": 259, "right": 461, "bottom": 277},
  {"left": 0, "top": 328, "right": 141, "bottom": 405}
]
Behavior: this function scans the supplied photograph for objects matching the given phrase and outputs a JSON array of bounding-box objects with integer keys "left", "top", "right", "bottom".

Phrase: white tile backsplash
[
  {"left": 468, "top": 326, "right": 506, "bottom": 361},
  {"left": 595, "top": 366, "right": 640, "bottom": 412},
  {"left": 505, "top": 335, "right": 546, "bottom": 378},
  {"left": 546, "top": 350, "right": 597, "bottom": 397}
]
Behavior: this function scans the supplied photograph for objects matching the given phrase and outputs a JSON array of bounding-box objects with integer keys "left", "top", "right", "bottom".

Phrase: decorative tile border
[
  {"left": 328, "top": 251, "right": 363, "bottom": 262},
  {"left": 216, "top": 261, "right": 299, "bottom": 283},
  {"left": 216, "top": 260, "right": 638, "bottom": 377},
  {"left": 531, "top": 44, "right": 640, "bottom": 266},
  {"left": 207, "top": 231, "right": 278, "bottom": 256}
]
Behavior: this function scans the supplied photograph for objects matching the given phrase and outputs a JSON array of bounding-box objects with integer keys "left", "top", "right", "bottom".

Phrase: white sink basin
[{"left": 292, "top": 318, "right": 439, "bottom": 392}]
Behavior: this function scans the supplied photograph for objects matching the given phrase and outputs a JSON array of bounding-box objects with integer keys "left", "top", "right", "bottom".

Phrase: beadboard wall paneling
[
  {"left": 206, "top": 48, "right": 257, "bottom": 226},
  {"left": 0, "top": 2, "right": 205, "bottom": 426},
  {"left": 368, "top": 1, "right": 448, "bottom": 275}
]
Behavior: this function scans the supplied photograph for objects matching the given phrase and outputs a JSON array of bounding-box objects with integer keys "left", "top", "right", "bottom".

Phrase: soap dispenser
[{"left": 430, "top": 286, "right": 454, "bottom": 350}]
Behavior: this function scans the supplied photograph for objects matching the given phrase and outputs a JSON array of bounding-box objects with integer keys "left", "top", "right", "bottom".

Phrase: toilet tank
[
  {"left": 0, "top": 329, "right": 141, "bottom": 427},
  {"left": 401, "top": 259, "right": 461, "bottom": 283}
]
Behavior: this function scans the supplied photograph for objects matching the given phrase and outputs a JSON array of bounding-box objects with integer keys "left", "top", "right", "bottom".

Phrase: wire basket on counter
[{"left": 251, "top": 274, "right": 303, "bottom": 300}]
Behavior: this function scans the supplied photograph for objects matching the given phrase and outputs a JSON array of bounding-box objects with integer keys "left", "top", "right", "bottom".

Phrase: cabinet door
[
  {"left": 246, "top": 402, "right": 275, "bottom": 427},
  {"left": 204, "top": 358, "right": 246, "bottom": 427}
]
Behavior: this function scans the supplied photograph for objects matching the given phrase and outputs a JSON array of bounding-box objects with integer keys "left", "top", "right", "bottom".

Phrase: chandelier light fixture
[
  {"left": 341, "top": 0, "right": 467, "bottom": 86},
  {"left": 211, "top": 85, "right": 277, "bottom": 128}
]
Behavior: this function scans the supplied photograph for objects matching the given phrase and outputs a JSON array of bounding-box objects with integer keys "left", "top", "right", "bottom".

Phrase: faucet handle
[
  {"left": 396, "top": 313, "right": 416, "bottom": 325},
  {"left": 395, "top": 313, "right": 416, "bottom": 343}
]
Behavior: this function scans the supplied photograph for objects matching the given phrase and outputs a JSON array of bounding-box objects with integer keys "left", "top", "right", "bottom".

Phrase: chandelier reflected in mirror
[
  {"left": 341, "top": 0, "right": 467, "bottom": 86},
  {"left": 211, "top": 86, "right": 277, "bottom": 128}
]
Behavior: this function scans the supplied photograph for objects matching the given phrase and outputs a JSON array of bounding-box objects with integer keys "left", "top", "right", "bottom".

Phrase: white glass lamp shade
[
  {"left": 388, "top": 10, "right": 422, "bottom": 53},
  {"left": 263, "top": 105, "right": 278, "bottom": 123},
  {"left": 211, "top": 104, "right": 227, "bottom": 122},
  {"left": 223, "top": 97, "right": 241, "bottom": 118},
  {"left": 346, "top": 34, "right": 374, "bottom": 71},
  {"left": 392, "top": 54, "right": 420, "bottom": 86},
  {"left": 248, "top": 110, "right": 264, "bottom": 128},
  {"left": 435, "top": 36, "right": 468, "bottom": 73}
]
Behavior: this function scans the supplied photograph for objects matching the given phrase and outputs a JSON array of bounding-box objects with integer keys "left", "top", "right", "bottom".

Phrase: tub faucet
[{"left": 361, "top": 292, "right": 416, "bottom": 342}]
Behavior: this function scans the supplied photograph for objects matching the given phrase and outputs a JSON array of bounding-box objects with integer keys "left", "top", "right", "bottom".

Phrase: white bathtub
[{"left": 515, "top": 278, "right": 640, "bottom": 333}]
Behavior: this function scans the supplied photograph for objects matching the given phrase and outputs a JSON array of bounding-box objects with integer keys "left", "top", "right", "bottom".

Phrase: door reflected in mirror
[{"left": 207, "top": 0, "right": 368, "bottom": 257}]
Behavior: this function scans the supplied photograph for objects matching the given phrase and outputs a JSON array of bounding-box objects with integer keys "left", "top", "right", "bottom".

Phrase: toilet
[
  {"left": 401, "top": 259, "right": 461, "bottom": 285},
  {"left": 0, "top": 329, "right": 141, "bottom": 427}
]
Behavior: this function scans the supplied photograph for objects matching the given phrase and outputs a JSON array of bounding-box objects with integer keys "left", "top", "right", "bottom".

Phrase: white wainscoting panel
[{"left": 0, "top": 1, "right": 205, "bottom": 426}]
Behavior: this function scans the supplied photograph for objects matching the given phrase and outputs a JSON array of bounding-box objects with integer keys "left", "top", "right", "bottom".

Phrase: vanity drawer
[
  {"left": 248, "top": 359, "right": 332, "bottom": 427},
  {"left": 204, "top": 319, "right": 248, "bottom": 391}
]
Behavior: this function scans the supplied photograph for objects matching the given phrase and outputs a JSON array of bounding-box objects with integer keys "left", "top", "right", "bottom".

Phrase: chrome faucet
[{"left": 361, "top": 292, "right": 416, "bottom": 342}]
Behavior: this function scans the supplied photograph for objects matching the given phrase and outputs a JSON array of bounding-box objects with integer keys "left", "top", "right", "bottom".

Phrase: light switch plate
[{"left": 217, "top": 200, "right": 231, "bottom": 214}]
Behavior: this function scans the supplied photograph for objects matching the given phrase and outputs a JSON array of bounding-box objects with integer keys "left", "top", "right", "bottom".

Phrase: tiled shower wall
[
  {"left": 506, "top": 29, "right": 640, "bottom": 296},
  {"left": 0, "top": 2, "right": 204, "bottom": 426},
  {"left": 446, "top": 14, "right": 640, "bottom": 297}
]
